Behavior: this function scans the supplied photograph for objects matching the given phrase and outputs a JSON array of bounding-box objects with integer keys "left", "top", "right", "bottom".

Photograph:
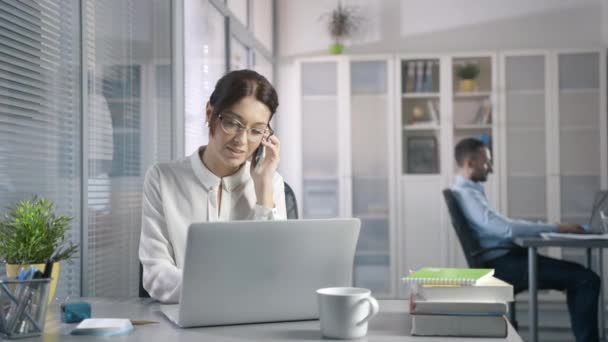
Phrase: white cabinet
[
  {"left": 296, "top": 56, "right": 396, "bottom": 297},
  {"left": 499, "top": 50, "right": 607, "bottom": 265},
  {"left": 499, "top": 53, "right": 549, "bottom": 223},
  {"left": 294, "top": 50, "right": 606, "bottom": 299}
]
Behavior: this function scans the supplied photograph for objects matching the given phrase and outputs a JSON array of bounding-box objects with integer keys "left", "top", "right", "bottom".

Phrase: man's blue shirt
[{"left": 451, "top": 175, "right": 558, "bottom": 261}]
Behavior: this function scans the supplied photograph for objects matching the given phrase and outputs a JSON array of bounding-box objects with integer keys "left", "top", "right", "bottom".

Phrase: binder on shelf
[
  {"left": 423, "top": 61, "right": 434, "bottom": 92},
  {"left": 405, "top": 62, "right": 416, "bottom": 93},
  {"left": 415, "top": 61, "right": 425, "bottom": 92}
]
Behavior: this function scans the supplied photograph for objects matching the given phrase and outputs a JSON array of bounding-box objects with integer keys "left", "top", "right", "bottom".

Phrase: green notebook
[{"left": 403, "top": 267, "right": 494, "bottom": 286}]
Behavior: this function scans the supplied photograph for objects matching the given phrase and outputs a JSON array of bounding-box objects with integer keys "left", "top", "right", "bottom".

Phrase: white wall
[
  {"left": 275, "top": 0, "right": 605, "bottom": 200},
  {"left": 277, "top": 0, "right": 603, "bottom": 58},
  {"left": 602, "top": 0, "right": 608, "bottom": 45}
]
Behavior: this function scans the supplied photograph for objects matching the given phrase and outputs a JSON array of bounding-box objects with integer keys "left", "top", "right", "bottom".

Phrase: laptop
[
  {"left": 587, "top": 190, "right": 608, "bottom": 234},
  {"left": 160, "top": 218, "right": 361, "bottom": 328}
]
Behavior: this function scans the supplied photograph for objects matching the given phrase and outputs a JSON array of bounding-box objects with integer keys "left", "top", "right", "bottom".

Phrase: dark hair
[
  {"left": 454, "top": 138, "right": 486, "bottom": 167},
  {"left": 207, "top": 69, "right": 278, "bottom": 135}
]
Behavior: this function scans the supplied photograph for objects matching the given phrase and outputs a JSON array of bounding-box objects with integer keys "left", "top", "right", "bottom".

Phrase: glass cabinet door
[
  {"left": 558, "top": 52, "right": 601, "bottom": 224},
  {"left": 504, "top": 55, "right": 548, "bottom": 222},
  {"left": 350, "top": 60, "right": 391, "bottom": 295},
  {"left": 301, "top": 61, "right": 340, "bottom": 218},
  {"left": 558, "top": 52, "right": 602, "bottom": 264}
]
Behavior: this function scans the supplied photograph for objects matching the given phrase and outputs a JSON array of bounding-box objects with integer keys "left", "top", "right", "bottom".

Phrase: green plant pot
[{"left": 329, "top": 43, "right": 344, "bottom": 55}]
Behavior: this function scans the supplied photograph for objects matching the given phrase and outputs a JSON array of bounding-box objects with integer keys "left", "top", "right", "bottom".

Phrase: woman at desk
[{"left": 139, "top": 70, "right": 286, "bottom": 303}]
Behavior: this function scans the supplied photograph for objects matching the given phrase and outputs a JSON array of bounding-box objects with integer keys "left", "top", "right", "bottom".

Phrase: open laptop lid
[
  {"left": 175, "top": 218, "right": 361, "bottom": 327},
  {"left": 588, "top": 191, "right": 608, "bottom": 233}
]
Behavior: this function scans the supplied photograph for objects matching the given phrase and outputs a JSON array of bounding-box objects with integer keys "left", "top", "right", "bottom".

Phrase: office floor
[{"left": 515, "top": 300, "right": 605, "bottom": 342}]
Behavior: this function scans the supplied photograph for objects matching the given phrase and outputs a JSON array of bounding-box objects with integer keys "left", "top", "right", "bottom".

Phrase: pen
[
  {"left": 0, "top": 283, "right": 41, "bottom": 335},
  {"left": 9, "top": 282, "right": 34, "bottom": 334},
  {"left": 5, "top": 274, "right": 27, "bottom": 329},
  {"left": 41, "top": 259, "right": 53, "bottom": 279},
  {"left": 17, "top": 267, "right": 26, "bottom": 281},
  {"left": 6, "top": 266, "right": 30, "bottom": 328},
  {"left": 0, "top": 290, "right": 7, "bottom": 334},
  {"left": 10, "top": 267, "right": 38, "bottom": 334}
]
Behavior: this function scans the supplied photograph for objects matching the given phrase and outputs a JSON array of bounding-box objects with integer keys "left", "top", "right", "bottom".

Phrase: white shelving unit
[
  {"left": 499, "top": 50, "right": 607, "bottom": 264},
  {"left": 295, "top": 49, "right": 606, "bottom": 300}
]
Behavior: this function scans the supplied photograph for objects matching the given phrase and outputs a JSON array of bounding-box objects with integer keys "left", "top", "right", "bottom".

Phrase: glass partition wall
[{"left": 83, "top": 0, "right": 174, "bottom": 297}]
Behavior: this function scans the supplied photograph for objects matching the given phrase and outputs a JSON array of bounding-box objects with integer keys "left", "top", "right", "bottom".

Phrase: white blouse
[{"left": 139, "top": 146, "right": 286, "bottom": 303}]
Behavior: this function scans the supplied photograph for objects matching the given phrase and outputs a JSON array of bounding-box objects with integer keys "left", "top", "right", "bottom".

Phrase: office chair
[
  {"left": 284, "top": 181, "right": 299, "bottom": 219},
  {"left": 139, "top": 263, "right": 149, "bottom": 298},
  {"left": 139, "top": 181, "right": 299, "bottom": 298},
  {"left": 442, "top": 189, "right": 521, "bottom": 329}
]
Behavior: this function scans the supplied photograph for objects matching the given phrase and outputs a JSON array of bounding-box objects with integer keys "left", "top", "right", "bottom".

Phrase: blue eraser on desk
[
  {"left": 582, "top": 224, "right": 591, "bottom": 232},
  {"left": 61, "top": 301, "right": 91, "bottom": 323}
]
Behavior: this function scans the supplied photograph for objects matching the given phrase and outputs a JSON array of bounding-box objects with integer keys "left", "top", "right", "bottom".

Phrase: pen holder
[{"left": 0, "top": 278, "right": 51, "bottom": 339}]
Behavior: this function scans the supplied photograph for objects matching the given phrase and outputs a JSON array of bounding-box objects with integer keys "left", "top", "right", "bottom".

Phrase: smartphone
[{"left": 252, "top": 144, "right": 265, "bottom": 170}]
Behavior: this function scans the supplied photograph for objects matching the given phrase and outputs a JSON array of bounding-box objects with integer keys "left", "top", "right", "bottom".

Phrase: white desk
[
  {"left": 33, "top": 298, "right": 523, "bottom": 341},
  {"left": 514, "top": 237, "right": 608, "bottom": 342}
]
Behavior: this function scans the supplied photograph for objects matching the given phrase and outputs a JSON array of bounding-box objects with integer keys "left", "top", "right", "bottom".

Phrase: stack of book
[{"left": 403, "top": 267, "right": 514, "bottom": 338}]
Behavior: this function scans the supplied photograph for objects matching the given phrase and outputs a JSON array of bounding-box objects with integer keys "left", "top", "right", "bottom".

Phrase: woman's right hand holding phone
[{"left": 250, "top": 135, "right": 281, "bottom": 209}]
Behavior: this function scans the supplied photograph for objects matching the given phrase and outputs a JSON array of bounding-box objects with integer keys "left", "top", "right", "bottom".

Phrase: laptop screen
[{"left": 589, "top": 191, "right": 608, "bottom": 233}]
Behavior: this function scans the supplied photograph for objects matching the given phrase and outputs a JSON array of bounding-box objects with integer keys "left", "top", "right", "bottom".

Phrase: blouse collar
[{"left": 189, "top": 146, "right": 251, "bottom": 193}]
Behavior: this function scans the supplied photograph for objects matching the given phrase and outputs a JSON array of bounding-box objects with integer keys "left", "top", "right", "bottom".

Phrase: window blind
[
  {"left": 82, "top": 0, "right": 173, "bottom": 297},
  {"left": 184, "top": 0, "right": 226, "bottom": 155},
  {"left": 0, "top": 0, "right": 81, "bottom": 298}
]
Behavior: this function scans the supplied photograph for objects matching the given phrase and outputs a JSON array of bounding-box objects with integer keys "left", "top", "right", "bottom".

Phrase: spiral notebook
[{"left": 403, "top": 267, "right": 494, "bottom": 286}]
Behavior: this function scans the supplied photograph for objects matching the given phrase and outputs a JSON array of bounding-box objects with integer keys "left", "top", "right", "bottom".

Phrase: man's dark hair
[
  {"left": 454, "top": 138, "right": 486, "bottom": 167},
  {"left": 207, "top": 69, "right": 278, "bottom": 135}
]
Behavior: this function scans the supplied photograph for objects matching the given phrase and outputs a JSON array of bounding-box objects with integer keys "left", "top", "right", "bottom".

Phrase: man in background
[{"left": 452, "top": 137, "right": 600, "bottom": 342}]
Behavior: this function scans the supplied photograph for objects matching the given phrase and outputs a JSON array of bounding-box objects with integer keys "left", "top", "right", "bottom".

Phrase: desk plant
[
  {"left": 0, "top": 196, "right": 78, "bottom": 301},
  {"left": 457, "top": 63, "right": 481, "bottom": 92},
  {"left": 321, "top": 2, "right": 363, "bottom": 54}
]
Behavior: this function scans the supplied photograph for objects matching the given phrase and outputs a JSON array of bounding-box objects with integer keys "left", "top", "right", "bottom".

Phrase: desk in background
[
  {"left": 35, "top": 298, "right": 522, "bottom": 341},
  {"left": 515, "top": 237, "right": 608, "bottom": 342}
]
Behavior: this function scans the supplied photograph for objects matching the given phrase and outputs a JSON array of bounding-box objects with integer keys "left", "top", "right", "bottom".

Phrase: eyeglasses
[{"left": 217, "top": 114, "right": 274, "bottom": 142}]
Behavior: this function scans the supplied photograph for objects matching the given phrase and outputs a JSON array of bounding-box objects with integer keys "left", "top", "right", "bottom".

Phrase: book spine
[
  {"left": 423, "top": 61, "right": 433, "bottom": 92},
  {"left": 406, "top": 62, "right": 416, "bottom": 93},
  {"left": 415, "top": 61, "right": 424, "bottom": 92},
  {"left": 415, "top": 286, "right": 514, "bottom": 302}
]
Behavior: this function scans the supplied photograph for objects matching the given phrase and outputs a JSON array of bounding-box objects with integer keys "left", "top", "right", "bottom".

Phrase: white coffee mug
[{"left": 317, "top": 287, "right": 380, "bottom": 339}]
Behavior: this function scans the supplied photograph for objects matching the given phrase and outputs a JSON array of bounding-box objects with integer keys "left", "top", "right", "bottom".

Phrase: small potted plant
[
  {"left": 457, "top": 63, "right": 481, "bottom": 92},
  {"left": 0, "top": 196, "right": 78, "bottom": 302},
  {"left": 320, "top": 3, "right": 363, "bottom": 54}
]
